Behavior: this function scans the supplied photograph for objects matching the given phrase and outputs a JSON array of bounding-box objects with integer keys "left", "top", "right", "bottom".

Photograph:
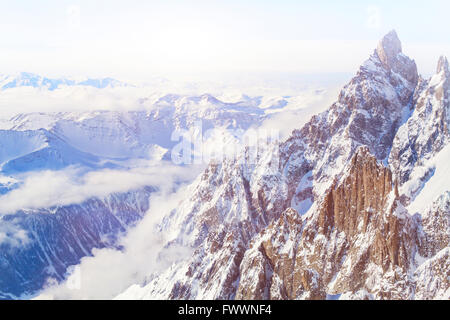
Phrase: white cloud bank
[
  {"left": 0, "top": 86, "right": 148, "bottom": 118},
  {"left": 35, "top": 177, "right": 194, "bottom": 300},
  {"left": 0, "top": 163, "right": 201, "bottom": 215}
]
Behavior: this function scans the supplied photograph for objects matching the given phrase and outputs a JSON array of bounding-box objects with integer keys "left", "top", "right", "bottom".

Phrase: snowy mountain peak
[
  {"left": 375, "top": 30, "right": 418, "bottom": 85},
  {"left": 437, "top": 56, "right": 449, "bottom": 75},
  {"left": 377, "top": 30, "right": 402, "bottom": 61}
]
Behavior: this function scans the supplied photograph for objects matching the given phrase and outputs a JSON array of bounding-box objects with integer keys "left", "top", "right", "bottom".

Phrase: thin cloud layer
[{"left": 0, "top": 86, "right": 147, "bottom": 118}]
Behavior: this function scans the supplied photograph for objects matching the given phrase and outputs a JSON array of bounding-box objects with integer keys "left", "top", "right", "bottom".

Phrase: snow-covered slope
[
  {"left": 0, "top": 129, "right": 109, "bottom": 174},
  {"left": 0, "top": 91, "right": 329, "bottom": 173},
  {"left": 0, "top": 99, "right": 252, "bottom": 173}
]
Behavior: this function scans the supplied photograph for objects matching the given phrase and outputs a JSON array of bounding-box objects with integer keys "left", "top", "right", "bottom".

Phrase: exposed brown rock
[
  {"left": 318, "top": 147, "right": 393, "bottom": 238},
  {"left": 236, "top": 147, "right": 425, "bottom": 300}
]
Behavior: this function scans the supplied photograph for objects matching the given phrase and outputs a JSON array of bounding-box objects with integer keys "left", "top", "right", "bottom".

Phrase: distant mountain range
[{"left": 0, "top": 72, "right": 128, "bottom": 91}]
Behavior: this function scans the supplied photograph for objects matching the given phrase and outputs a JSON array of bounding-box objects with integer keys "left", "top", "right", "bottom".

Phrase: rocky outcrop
[
  {"left": 236, "top": 208, "right": 305, "bottom": 300},
  {"left": 237, "top": 147, "right": 422, "bottom": 300}
]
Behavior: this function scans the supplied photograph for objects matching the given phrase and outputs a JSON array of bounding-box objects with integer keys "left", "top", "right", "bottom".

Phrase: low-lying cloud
[
  {"left": 0, "top": 163, "right": 201, "bottom": 215},
  {"left": 0, "top": 219, "right": 30, "bottom": 247},
  {"left": 35, "top": 176, "right": 194, "bottom": 300},
  {"left": 0, "top": 86, "right": 149, "bottom": 118}
]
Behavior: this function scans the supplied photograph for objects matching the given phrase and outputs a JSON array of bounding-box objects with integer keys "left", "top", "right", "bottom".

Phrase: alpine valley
[{"left": 0, "top": 31, "right": 449, "bottom": 300}]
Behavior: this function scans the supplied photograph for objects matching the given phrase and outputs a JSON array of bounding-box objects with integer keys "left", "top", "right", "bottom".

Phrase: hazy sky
[{"left": 1, "top": 0, "right": 449, "bottom": 81}]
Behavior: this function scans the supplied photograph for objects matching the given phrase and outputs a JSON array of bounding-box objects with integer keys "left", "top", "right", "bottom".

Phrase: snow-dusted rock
[{"left": 390, "top": 56, "right": 449, "bottom": 193}]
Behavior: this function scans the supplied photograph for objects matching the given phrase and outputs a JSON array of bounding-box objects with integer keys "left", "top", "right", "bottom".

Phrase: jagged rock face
[
  {"left": 280, "top": 31, "right": 418, "bottom": 208},
  {"left": 298, "top": 149, "right": 419, "bottom": 299},
  {"left": 129, "top": 32, "right": 420, "bottom": 300},
  {"left": 236, "top": 208, "right": 305, "bottom": 300},
  {"left": 150, "top": 54, "right": 419, "bottom": 297},
  {"left": 316, "top": 148, "right": 394, "bottom": 239},
  {"left": 237, "top": 148, "right": 421, "bottom": 300}
]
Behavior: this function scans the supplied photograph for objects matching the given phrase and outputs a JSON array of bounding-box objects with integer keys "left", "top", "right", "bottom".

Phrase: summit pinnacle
[
  {"left": 375, "top": 30, "right": 418, "bottom": 85},
  {"left": 437, "top": 56, "right": 449, "bottom": 74},
  {"left": 377, "top": 30, "right": 402, "bottom": 66}
]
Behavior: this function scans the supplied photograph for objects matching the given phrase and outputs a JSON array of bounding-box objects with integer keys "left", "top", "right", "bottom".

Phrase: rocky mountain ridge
[{"left": 116, "top": 31, "right": 449, "bottom": 300}]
